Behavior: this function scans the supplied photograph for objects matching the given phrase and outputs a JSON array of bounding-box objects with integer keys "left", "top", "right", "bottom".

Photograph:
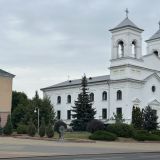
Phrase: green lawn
[{"left": 54, "top": 132, "right": 91, "bottom": 140}]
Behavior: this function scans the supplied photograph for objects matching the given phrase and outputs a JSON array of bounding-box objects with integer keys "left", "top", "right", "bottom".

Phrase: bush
[
  {"left": 27, "top": 120, "right": 36, "bottom": 137},
  {"left": 46, "top": 123, "right": 54, "bottom": 138},
  {"left": 0, "top": 126, "right": 3, "bottom": 135},
  {"left": 3, "top": 115, "right": 13, "bottom": 135},
  {"left": 106, "top": 123, "right": 135, "bottom": 138},
  {"left": 39, "top": 118, "right": 45, "bottom": 137},
  {"left": 151, "top": 130, "right": 160, "bottom": 136},
  {"left": 17, "top": 124, "right": 28, "bottom": 134},
  {"left": 89, "top": 130, "right": 117, "bottom": 141},
  {"left": 133, "top": 131, "right": 160, "bottom": 141},
  {"left": 87, "top": 119, "right": 104, "bottom": 133},
  {"left": 54, "top": 120, "right": 67, "bottom": 134}
]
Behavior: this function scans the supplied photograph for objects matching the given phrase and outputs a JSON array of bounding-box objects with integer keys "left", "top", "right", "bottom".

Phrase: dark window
[
  {"left": 152, "top": 86, "right": 156, "bottom": 92},
  {"left": 57, "top": 110, "right": 61, "bottom": 120},
  {"left": 102, "top": 108, "right": 107, "bottom": 119},
  {"left": 90, "top": 93, "right": 94, "bottom": 102},
  {"left": 118, "top": 40, "right": 124, "bottom": 58},
  {"left": 102, "top": 91, "right": 107, "bottom": 101},
  {"left": 153, "top": 109, "right": 157, "bottom": 116},
  {"left": 116, "top": 108, "right": 122, "bottom": 115},
  {"left": 132, "top": 41, "right": 137, "bottom": 58},
  {"left": 153, "top": 50, "right": 158, "bottom": 56},
  {"left": 67, "top": 110, "right": 71, "bottom": 120},
  {"left": 117, "top": 90, "right": 122, "bottom": 100},
  {"left": 57, "top": 96, "right": 61, "bottom": 104},
  {"left": 67, "top": 95, "right": 71, "bottom": 103}
]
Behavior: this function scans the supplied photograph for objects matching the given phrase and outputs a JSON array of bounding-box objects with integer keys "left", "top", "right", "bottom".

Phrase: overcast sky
[{"left": 1, "top": 0, "right": 160, "bottom": 98}]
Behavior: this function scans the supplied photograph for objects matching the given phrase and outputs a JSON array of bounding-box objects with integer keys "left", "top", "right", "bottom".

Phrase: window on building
[
  {"left": 116, "top": 107, "right": 122, "bottom": 115},
  {"left": 153, "top": 109, "right": 157, "bottom": 116},
  {"left": 118, "top": 40, "right": 124, "bottom": 58},
  {"left": 102, "top": 108, "right": 107, "bottom": 119},
  {"left": 117, "top": 90, "right": 122, "bottom": 100},
  {"left": 67, "top": 110, "right": 71, "bottom": 120},
  {"left": 57, "top": 110, "right": 61, "bottom": 120},
  {"left": 152, "top": 85, "right": 156, "bottom": 92},
  {"left": 67, "top": 95, "right": 71, "bottom": 103},
  {"left": 90, "top": 93, "right": 94, "bottom": 102},
  {"left": 102, "top": 91, "right": 107, "bottom": 101},
  {"left": 132, "top": 41, "right": 137, "bottom": 58},
  {"left": 153, "top": 50, "right": 158, "bottom": 56},
  {"left": 57, "top": 96, "right": 61, "bottom": 104}
]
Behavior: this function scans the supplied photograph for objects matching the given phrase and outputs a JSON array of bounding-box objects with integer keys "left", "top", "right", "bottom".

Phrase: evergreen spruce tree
[
  {"left": 70, "top": 75, "right": 96, "bottom": 131},
  {"left": 3, "top": 115, "right": 13, "bottom": 135},
  {"left": 132, "top": 106, "right": 143, "bottom": 129},
  {"left": 143, "top": 106, "right": 158, "bottom": 131}
]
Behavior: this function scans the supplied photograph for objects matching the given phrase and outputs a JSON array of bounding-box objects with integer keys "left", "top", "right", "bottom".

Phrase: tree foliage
[
  {"left": 3, "top": 115, "right": 13, "bottom": 135},
  {"left": 27, "top": 119, "right": 36, "bottom": 137},
  {"left": 143, "top": 106, "right": 158, "bottom": 131},
  {"left": 11, "top": 91, "right": 55, "bottom": 130},
  {"left": 113, "top": 112, "right": 125, "bottom": 124},
  {"left": 39, "top": 117, "right": 46, "bottom": 137},
  {"left": 132, "top": 106, "right": 143, "bottom": 129},
  {"left": 70, "top": 75, "right": 96, "bottom": 131},
  {"left": 46, "top": 123, "right": 54, "bottom": 138}
]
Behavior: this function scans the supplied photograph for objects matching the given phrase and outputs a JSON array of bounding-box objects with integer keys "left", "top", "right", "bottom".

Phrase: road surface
[{"left": 1, "top": 153, "right": 160, "bottom": 160}]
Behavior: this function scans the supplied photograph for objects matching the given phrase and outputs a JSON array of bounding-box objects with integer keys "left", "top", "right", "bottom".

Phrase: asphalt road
[{"left": 3, "top": 153, "right": 160, "bottom": 160}]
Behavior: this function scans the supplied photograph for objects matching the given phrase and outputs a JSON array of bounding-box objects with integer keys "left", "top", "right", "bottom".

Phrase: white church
[{"left": 41, "top": 11, "right": 160, "bottom": 125}]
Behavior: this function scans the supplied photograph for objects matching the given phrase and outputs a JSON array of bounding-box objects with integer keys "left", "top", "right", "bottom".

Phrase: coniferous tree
[
  {"left": 70, "top": 75, "right": 96, "bottom": 131},
  {"left": 143, "top": 106, "right": 158, "bottom": 131},
  {"left": 132, "top": 106, "right": 143, "bottom": 129}
]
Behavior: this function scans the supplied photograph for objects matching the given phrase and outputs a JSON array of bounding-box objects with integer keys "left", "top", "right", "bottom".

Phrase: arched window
[
  {"left": 90, "top": 93, "right": 94, "bottom": 102},
  {"left": 102, "top": 91, "right": 107, "bottom": 101},
  {"left": 153, "top": 50, "right": 158, "bottom": 56},
  {"left": 67, "top": 95, "right": 71, "bottom": 103},
  {"left": 57, "top": 96, "right": 61, "bottom": 104},
  {"left": 117, "top": 90, "right": 122, "bottom": 100},
  {"left": 118, "top": 40, "right": 124, "bottom": 58},
  {"left": 132, "top": 41, "right": 136, "bottom": 58}
]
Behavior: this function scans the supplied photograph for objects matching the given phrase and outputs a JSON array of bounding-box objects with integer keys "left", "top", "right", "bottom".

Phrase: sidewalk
[{"left": 0, "top": 137, "right": 160, "bottom": 158}]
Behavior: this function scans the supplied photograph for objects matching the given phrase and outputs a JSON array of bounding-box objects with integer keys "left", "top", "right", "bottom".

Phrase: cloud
[{"left": 0, "top": 0, "right": 160, "bottom": 97}]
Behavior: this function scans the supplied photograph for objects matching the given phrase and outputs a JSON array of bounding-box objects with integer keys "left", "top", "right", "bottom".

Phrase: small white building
[{"left": 41, "top": 13, "right": 160, "bottom": 125}]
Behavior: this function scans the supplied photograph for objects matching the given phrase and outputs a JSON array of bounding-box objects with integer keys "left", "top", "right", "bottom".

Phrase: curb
[{"left": 1, "top": 151, "right": 160, "bottom": 159}]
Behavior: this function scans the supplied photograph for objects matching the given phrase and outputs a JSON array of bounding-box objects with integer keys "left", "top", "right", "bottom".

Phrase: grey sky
[{"left": 1, "top": 0, "right": 160, "bottom": 98}]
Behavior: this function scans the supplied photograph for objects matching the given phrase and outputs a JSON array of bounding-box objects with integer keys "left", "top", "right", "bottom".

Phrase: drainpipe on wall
[{"left": 107, "top": 80, "right": 110, "bottom": 122}]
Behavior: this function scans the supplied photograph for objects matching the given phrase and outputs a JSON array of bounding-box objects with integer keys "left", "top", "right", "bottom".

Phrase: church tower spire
[{"left": 109, "top": 10, "right": 143, "bottom": 60}]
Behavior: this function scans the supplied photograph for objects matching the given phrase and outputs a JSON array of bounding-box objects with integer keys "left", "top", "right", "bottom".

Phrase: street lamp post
[{"left": 34, "top": 108, "right": 40, "bottom": 134}]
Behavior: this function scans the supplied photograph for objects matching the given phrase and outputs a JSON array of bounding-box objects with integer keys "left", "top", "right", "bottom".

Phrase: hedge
[
  {"left": 89, "top": 130, "right": 117, "bottom": 141},
  {"left": 133, "top": 130, "right": 160, "bottom": 141},
  {"left": 106, "top": 123, "right": 135, "bottom": 138}
]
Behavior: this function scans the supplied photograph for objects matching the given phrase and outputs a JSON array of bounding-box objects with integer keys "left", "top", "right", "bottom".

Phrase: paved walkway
[{"left": 0, "top": 137, "right": 160, "bottom": 158}]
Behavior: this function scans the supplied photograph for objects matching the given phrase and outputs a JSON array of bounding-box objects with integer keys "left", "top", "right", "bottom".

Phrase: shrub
[
  {"left": 0, "top": 126, "right": 3, "bottom": 135},
  {"left": 106, "top": 123, "right": 135, "bottom": 138},
  {"left": 46, "top": 123, "right": 54, "bottom": 138},
  {"left": 151, "top": 130, "right": 160, "bottom": 136},
  {"left": 133, "top": 131, "right": 160, "bottom": 141},
  {"left": 54, "top": 120, "right": 67, "bottom": 134},
  {"left": 89, "top": 130, "right": 117, "bottom": 141},
  {"left": 87, "top": 119, "right": 104, "bottom": 133},
  {"left": 3, "top": 115, "right": 13, "bottom": 135},
  {"left": 39, "top": 118, "right": 46, "bottom": 137},
  {"left": 17, "top": 124, "right": 28, "bottom": 134},
  {"left": 27, "top": 119, "right": 36, "bottom": 137}
]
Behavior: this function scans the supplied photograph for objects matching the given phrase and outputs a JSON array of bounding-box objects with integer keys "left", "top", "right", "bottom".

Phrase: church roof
[
  {"left": 0, "top": 69, "right": 15, "bottom": 78},
  {"left": 41, "top": 75, "right": 110, "bottom": 91},
  {"left": 109, "top": 17, "right": 143, "bottom": 32},
  {"left": 146, "top": 28, "right": 160, "bottom": 42}
]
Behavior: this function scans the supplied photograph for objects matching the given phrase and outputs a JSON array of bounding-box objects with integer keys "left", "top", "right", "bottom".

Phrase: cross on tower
[{"left": 125, "top": 8, "right": 129, "bottom": 18}]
